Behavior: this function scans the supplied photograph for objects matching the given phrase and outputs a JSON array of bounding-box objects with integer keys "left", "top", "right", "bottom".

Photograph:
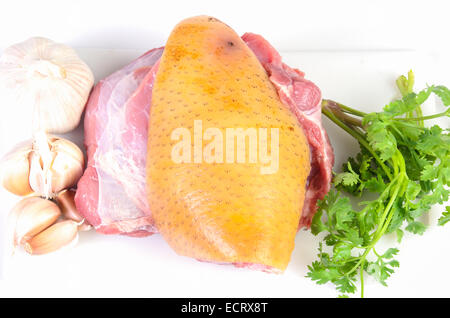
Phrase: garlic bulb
[
  {"left": 0, "top": 37, "right": 94, "bottom": 133},
  {"left": 0, "top": 132, "right": 84, "bottom": 198}
]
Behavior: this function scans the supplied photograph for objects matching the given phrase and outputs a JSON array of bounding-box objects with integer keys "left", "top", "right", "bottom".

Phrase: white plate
[{"left": 0, "top": 48, "right": 448, "bottom": 297}]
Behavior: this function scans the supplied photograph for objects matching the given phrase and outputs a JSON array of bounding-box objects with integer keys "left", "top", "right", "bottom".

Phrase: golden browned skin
[{"left": 147, "top": 16, "right": 311, "bottom": 271}]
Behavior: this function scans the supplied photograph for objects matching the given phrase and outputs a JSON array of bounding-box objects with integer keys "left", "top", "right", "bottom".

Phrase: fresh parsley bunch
[{"left": 308, "top": 71, "right": 449, "bottom": 297}]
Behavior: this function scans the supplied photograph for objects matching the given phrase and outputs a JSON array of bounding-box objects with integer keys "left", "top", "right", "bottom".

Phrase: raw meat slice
[{"left": 75, "top": 48, "right": 163, "bottom": 236}]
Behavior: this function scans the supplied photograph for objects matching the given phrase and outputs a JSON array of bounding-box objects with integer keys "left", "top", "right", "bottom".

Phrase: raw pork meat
[
  {"left": 75, "top": 34, "right": 333, "bottom": 235},
  {"left": 75, "top": 48, "right": 162, "bottom": 236}
]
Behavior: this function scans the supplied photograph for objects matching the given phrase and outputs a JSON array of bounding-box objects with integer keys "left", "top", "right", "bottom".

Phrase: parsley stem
[
  {"left": 323, "top": 99, "right": 368, "bottom": 117},
  {"left": 373, "top": 178, "right": 402, "bottom": 240},
  {"left": 415, "top": 106, "right": 425, "bottom": 127},
  {"left": 360, "top": 259, "right": 365, "bottom": 298},
  {"left": 373, "top": 248, "right": 381, "bottom": 258},
  {"left": 322, "top": 105, "right": 393, "bottom": 180},
  {"left": 346, "top": 246, "right": 371, "bottom": 277},
  {"left": 372, "top": 153, "right": 405, "bottom": 239},
  {"left": 393, "top": 120, "right": 427, "bottom": 130},
  {"left": 345, "top": 174, "right": 403, "bottom": 279},
  {"left": 376, "top": 157, "right": 407, "bottom": 238},
  {"left": 396, "top": 109, "right": 449, "bottom": 122}
]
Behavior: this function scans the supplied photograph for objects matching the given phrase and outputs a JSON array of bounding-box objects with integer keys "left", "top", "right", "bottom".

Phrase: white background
[
  {"left": 0, "top": 0, "right": 449, "bottom": 298},
  {"left": 0, "top": 0, "right": 448, "bottom": 52}
]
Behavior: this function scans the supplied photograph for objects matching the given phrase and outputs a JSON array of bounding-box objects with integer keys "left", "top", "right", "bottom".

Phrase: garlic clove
[
  {"left": 29, "top": 132, "right": 85, "bottom": 198},
  {"left": 56, "top": 189, "right": 92, "bottom": 231},
  {"left": 24, "top": 220, "right": 78, "bottom": 255},
  {"left": 7, "top": 199, "right": 23, "bottom": 255},
  {"left": 8, "top": 196, "right": 61, "bottom": 248},
  {"left": 56, "top": 189, "right": 82, "bottom": 222},
  {"left": 0, "top": 140, "right": 33, "bottom": 196},
  {"left": 49, "top": 137, "right": 84, "bottom": 194}
]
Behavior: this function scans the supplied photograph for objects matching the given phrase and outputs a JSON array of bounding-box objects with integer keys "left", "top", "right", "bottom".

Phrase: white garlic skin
[{"left": 0, "top": 37, "right": 94, "bottom": 133}]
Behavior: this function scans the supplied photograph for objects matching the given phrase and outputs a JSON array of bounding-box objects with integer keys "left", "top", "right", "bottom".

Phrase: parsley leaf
[{"left": 439, "top": 206, "right": 450, "bottom": 226}]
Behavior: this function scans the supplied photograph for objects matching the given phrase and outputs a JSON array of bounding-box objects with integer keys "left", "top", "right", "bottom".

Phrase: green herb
[{"left": 307, "top": 71, "right": 450, "bottom": 297}]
